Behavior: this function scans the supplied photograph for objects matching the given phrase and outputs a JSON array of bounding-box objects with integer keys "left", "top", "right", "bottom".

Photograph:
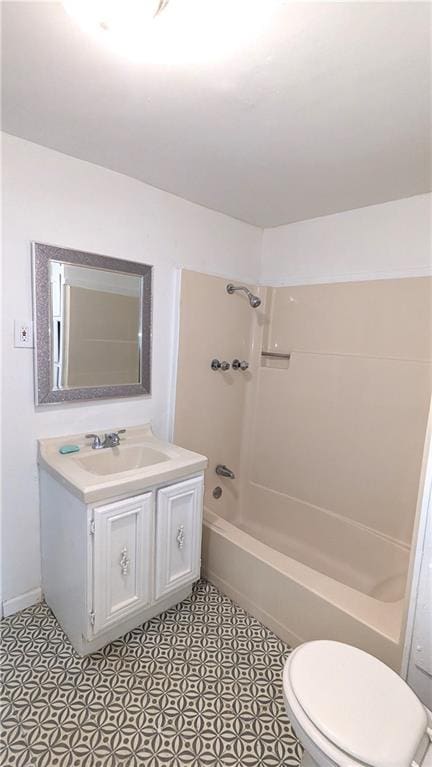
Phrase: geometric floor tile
[{"left": 0, "top": 580, "right": 303, "bottom": 766}]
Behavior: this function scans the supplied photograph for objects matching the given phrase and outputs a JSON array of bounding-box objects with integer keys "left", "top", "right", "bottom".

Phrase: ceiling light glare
[
  {"left": 63, "top": 1, "right": 167, "bottom": 37},
  {"left": 63, "top": 0, "right": 279, "bottom": 65}
]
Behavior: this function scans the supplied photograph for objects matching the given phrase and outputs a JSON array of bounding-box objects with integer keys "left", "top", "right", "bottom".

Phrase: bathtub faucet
[{"left": 216, "top": 464, "right": 235, "bottom": 479}]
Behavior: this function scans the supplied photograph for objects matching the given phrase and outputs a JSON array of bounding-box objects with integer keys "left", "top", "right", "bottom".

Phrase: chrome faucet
[
  {"left": 216, "top": 464, "right": 235, "bottom": 479},
  {"left": 86, "top": 430, "right": 126, "bottom": 450}
]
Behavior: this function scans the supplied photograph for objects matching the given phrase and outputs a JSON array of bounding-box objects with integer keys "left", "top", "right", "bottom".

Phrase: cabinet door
[
  {"left": 155, "top": 476, "right": 204, "bottom": 600},
  {"left": 91, "top": 492, "right": 153, "bottom": 635}
]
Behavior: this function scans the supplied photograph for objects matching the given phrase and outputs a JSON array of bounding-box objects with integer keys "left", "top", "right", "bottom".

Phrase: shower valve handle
[
  {"left": 211, "top": 359, "right": 230, "bottom": 371},
  {"left": 232, "top": 359, "right": 249, "bottom": 371}
]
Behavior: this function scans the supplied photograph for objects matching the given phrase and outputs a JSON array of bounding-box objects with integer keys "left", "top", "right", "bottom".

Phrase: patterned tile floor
[{"left": 1, "top": 580, "right": 302, "bottom": 767}]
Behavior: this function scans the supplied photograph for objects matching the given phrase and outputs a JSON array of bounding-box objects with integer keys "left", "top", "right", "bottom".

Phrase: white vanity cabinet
[
  {"left": 92, "top": 492, "right": 153, "bottom": 636},
  {"left": 40, "top": 469, "right": 204, "bottom": 655},
  {"left": 155, "top": 477, "right": 203, "bottom": 600}
]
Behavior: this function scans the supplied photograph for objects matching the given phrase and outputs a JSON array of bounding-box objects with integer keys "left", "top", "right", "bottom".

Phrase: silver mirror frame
[{"left": 32, "top": 242, "right": 152, "bottom": 405}]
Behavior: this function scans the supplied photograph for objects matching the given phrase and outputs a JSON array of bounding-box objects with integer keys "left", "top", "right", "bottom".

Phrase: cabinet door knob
[
  {"left": 119, "top": 547, "right": 130, "bottom": 576},
  {"left": 176, "top": 525, "right": 185, "bottom": 550}
]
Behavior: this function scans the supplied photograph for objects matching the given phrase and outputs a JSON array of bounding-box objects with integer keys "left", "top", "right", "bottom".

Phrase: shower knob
[
  {"left": 211, "top": 359, "right": 230, "bottom": 371},
  {"left": 232, "top": 359, "right": 249, "bottom": 371}
]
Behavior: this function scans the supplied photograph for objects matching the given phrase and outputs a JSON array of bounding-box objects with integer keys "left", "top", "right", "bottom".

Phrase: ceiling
[{"left": 1, "top": 1, "right": 431, "bottom": 227}]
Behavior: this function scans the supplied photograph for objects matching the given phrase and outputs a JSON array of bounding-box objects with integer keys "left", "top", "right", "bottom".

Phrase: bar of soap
[{"left": 59, "top": 445, "right": 80, "bottom": 454}]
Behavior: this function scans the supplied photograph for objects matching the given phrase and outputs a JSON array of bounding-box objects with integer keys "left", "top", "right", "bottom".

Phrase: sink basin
[
  {"left": 38, "top": 424, "right": 208, "bottom": 503},
  {"left": 77, "top": 446, "right": 170, "bottom": 476}
]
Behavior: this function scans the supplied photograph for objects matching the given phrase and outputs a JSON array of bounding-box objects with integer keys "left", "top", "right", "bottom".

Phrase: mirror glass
[
  {"left": 50, "top": 263, "right": 142, "bottom": 389},
  {"left": 32, "top": 243, "right": 152, "bottom": 405}
]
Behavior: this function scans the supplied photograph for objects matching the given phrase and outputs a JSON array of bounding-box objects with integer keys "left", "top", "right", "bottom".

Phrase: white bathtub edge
[
  {"left": 202, "top": 512, "right": 404, "bottom": 670},
  {"left": 203, "top": 566, "right": 305, "bottom": 649},
  {"left": 204, "top": 509, "right": 402, "bottom": 642}
]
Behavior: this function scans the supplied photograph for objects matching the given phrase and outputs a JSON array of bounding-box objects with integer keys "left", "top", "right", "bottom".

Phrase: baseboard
[{"left": 2, "top": 587, "right": 43, "bottom": 618}]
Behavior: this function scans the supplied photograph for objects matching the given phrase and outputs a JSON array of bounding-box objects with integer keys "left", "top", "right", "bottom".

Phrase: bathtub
[{"left": 201, "top": 490, "right": 410, "bottom": 671}]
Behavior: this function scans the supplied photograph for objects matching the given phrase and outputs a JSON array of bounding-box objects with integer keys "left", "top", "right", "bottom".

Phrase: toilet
[{"left": 283, "top": 640, "right": 432, "bottom": 767}]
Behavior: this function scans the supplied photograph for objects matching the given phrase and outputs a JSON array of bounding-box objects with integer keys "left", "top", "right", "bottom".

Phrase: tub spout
[{"left": 216, "top": 464, "right": 235, "bottom": 479}]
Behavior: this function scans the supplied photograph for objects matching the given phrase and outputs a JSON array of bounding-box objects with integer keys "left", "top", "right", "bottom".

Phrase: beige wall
[
  {"left": 175, "top": 271, "right": 431, "bottom": 549},
  {"left": 174, "top": 270, "right": 257, "bottom": 520},
  {"left": 248, "top": 277, "right": 432, "bottom": 544}
]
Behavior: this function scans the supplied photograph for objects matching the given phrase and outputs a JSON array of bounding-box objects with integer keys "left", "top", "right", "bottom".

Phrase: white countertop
[{"left": 38, "top": 424, "right": 208, "bottom": 504}]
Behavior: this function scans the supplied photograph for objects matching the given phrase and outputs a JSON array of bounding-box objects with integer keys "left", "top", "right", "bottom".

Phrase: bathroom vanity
[{"left": 38, "top": 425, "right": 207, "bottom": 655}]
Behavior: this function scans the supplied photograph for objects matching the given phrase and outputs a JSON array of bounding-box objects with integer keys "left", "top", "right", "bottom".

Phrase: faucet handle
[
  {"left": 111, "top": 429, "right": 126, "bottom": 441},
  {"left": 103, "top": 429, "right": 126, "bottom": 448},
  {"left": 86, "top": 433, "right": 102, "bottom": 449}
]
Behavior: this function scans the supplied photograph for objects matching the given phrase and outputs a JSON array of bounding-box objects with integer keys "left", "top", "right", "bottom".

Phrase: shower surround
[{"left": 174, "top": 269, "right": 432, "bottom": 669}]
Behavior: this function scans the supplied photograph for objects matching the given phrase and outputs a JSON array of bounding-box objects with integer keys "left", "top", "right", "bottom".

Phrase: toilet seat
[{"left": 283, "top": 641, "right": 430, "bottom": 767}]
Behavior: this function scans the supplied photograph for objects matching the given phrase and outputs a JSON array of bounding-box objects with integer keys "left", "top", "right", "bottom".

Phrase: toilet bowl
[{"left": 282, "top": 641, "right": 432, "bottom": 767}]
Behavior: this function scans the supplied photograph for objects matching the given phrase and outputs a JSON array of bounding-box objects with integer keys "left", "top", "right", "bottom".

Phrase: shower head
[
  {"left": 226, "top": 283, "right": 261, "bottom": 309},
  {"left": 249, "top": 294, "right": 261, "bottom": 308}
]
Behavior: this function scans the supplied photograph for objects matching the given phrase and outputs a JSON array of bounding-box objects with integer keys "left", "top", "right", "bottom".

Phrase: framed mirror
[{"left": 32, "top": 243, "right": 152, "bottom": 405}]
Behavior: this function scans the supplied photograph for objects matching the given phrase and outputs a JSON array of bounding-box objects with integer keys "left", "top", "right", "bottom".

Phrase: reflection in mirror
[
  {"left": 50, "top": 263, "right": 142, "bottom": 389},
  {"left": 32, "top": 243, "right": 152, "bottom": 405}
]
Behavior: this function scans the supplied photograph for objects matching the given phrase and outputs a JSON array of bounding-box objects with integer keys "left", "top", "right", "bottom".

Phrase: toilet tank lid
[{"left": 287, "top": 641, "right": 428, "bottom": 767}]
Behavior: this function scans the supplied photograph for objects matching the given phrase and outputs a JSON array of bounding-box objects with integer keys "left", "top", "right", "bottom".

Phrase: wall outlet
[{"left": 14, "top": 320, "right": 34, "bottom": 348}]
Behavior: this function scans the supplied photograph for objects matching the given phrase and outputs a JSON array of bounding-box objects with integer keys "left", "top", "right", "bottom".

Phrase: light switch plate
[{"left": 14, "top": 320, "right": 34, "bottom": 348}]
